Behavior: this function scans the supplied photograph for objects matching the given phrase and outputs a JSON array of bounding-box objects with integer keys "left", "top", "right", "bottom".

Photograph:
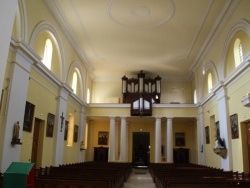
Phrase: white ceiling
[{"left": 44, "top": 0, "right": 230, "bottom": 80}]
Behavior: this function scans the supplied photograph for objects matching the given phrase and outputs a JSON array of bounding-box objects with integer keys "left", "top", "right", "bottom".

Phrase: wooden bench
[
  {"left": 35, "top": 162, "right": 132, "bottom": 188},
  {"left": 149, "top": 163, "right": 250, "bottom": 188}
]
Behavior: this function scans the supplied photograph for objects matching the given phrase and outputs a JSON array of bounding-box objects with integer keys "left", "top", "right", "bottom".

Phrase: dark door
[
  {"left": 31, "top": 118, "right": 42, "bottom": 168},
  {"left": 246, "top": 123, "right": 250, "bottom": 171},
  {"left": 132, "top": 132, "right": 150, "bottom": 167}
]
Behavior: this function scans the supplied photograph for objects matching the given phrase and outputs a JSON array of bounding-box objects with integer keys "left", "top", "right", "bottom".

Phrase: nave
[{"left": 123, "top": 168, "right": 155, "bottom": 188}]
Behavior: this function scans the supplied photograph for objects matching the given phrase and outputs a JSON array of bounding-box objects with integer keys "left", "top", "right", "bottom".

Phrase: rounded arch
[
  {"left": 67, "top": 61, "right": 85, "bottom": 100},
  {"left": 12, "top": 0, "right": 27, "bottom": 41},
  {"left": 221, "top": 19, "right": 250, "bottom": 78},
  {"left": 29, "top": 20, "right": 65, "bottom": 81},
  {"left": 200, "top": 61, "right": 219, "bottom": 99}
]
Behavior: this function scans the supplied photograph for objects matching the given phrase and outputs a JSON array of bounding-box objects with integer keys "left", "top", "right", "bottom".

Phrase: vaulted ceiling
[{"left": 44, "top": 0, "right": 232, "bottom": 80}]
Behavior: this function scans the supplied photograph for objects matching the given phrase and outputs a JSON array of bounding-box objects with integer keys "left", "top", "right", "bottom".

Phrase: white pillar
[
  {"left": 0, "top": 48, "right": 32, "bottom": 172},
  {"left": 53, "top": 87, "right": 69, "bottom": 166},
  {"left": 166, "top": 118, "right": 173, "bottom": 163},
  {"left": 155, "top": 117, "right": 162, "bottom": 163},
  {"left": 120, "top": 117, "right": 128, "bottom": 161},
  {"left": 0, "top": 0, "right": 18, "bottom": 97},
  {"left": 197, "top": 107, "right": 205, "bottom": 165},
  {"left": 217, "top": 87, "right": 232, "bottom": 171},
  {"left": 115, "top": 120, "right": 119, "bottom": 161},
  {"left": 109, "top": 117, "right": 116, "bottom": 161}
]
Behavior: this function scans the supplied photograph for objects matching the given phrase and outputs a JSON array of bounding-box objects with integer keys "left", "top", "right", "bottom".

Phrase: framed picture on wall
[
  {"left": 64, "top": 120, "right": 69, "bottom": 141},
  {"left": 98, "top": 131, "right": 108, "bottom": 145},
  {"left": 23, "top": 101, "right": 35, "bottom": 132},
  {"left": 175, "top": 132, "right": 185, "bottom": 146},
  {"left": 205, "top": 126, "right": 210, "bottom": 144},
  {"left": 46, "top": 113, "right": 55, "bottom": 137},
  {"left": 215, "top": 121, "right": 220, "bottom": 137},
  {"left": 74, "top": 125, "right": 78, "bottom": 142},
  {"left": 230, "top": 114, "right": 239, "bottom": 139}
]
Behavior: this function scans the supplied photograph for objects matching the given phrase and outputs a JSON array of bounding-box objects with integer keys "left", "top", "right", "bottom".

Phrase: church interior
[{"left": 1, "top": 0, "right": 250, "bottom": 187}]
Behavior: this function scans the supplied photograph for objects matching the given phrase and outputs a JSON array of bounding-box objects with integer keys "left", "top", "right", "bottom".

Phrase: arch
[
  {"left": 200, "top": 61, "right": 219, "bottom": 98},
  {"left": 221, "top": 19, "right": 250, "bottom": 78},
  {"left": 29, "top": 20, "right": 65, "bottom": 81},
  {"left": 67, "top": 61, "right": 85, "bottom": 100},
  {"left": 12, "top": 0, "right": 27, "bottom": 41}
]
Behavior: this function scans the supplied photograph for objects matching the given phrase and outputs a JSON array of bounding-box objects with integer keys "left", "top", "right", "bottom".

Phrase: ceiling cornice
[
  {"left": 190, "top": 0, "right": 240, "bottom": 74},
  {"left": 43, "top": 0, "right": 95, "bottom": 80}
]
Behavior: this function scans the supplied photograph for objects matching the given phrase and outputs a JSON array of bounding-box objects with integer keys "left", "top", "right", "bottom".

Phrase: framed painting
[
  {"left": 98, "top": 131, "right": 108, "bottom": 145},
  {"left": 23, "top": 101, "right": 35, "bottom": 132},
  {"left": 175, "top": 132, "right": 185, "bottom": 146},
  {"left": 46, "top": 113, "right": 55, "bottom": 137},
  {"left": 205, "top": 126, "right": 210, "bottom": 144},
  {"left": 230, "top": 114, "right": 239, "bottom": 139},
  {"left": 74, "top": 125, "right": 78, "bottom": 142},
  {"left": 215, "top": 121, "right": 220, "bottom": 138},
  {"left": 64, "top": 120, "right": 69, "bottom": 141}
]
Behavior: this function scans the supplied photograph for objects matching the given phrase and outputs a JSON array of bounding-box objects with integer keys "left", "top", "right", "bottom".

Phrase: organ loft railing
[{"left": 122, "top": 71, "right": 161, "bottom": 116}]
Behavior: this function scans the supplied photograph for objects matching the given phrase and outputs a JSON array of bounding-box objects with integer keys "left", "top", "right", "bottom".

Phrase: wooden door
[
  {"left": 31, "top": 118, "right": 41, "bottom": 167},
  {"left": 246, "top": 123, "right": 250, "bottom": 171}
]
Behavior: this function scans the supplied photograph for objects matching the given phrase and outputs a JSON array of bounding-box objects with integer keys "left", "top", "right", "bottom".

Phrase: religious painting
[
  {"left": 98, "top": 131, "right": 108, "bottom": 145},
  {"left": 74, "top": 125, "right": 78, "bottom": 142},
  {"left": 175, "top": 132, "right": 185, "bottom": 146},
  {"left": 64, "top": 120, "right": 69, "bottom": 141},
  {"left": 23, "top": 101, "right": 35, "bottom": 132},
  {"left": 205, "top": 126, "right": 210, "bottom": 144},
  {"left": 215, "top": 121, "right": 220, "bottom": 138},
  {"left": 46, "top": 113, "right": 55, "bottom": 137},
  {"left": 230, "top": 114, "right": 239, "bottom": 139}
]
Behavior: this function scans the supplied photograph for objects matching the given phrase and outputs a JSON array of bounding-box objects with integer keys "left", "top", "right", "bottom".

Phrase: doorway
[
  {"left": 31, "top": 118, "right": 44, "bottom": 169},
  {"left": 132, "top": 132, "right": 150, "bottom": 167}
]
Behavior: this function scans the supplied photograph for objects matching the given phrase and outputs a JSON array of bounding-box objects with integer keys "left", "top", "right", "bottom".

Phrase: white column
[
  {"left": 0, "top": 0, "right": 18, "bottom": 96},
  {"left": 197, "top": 107, "right": 205, "bottom": 165},
  {"left": 0, "top": 49, "right": 32, "bottom": 172},
  {"left": 120, "top": 117, "right": 128, "bottom": 161},
  {"left": 166, "top": 118, "right": 173, "bottom": 163},
  {"left": 109, "top": 117, "right": 116, "bottom": 161},
  {"left": 155, "top": 117, "right": 162, "bottom": 163},
  {"left": 53, "top": 87, "right": 69, "bottom": 166},
  {"left": 78, "top": 106, "right": 86, "bottom": 162},
  {"left": 216, "top": 87, "right": 232, "bottom": 171}
]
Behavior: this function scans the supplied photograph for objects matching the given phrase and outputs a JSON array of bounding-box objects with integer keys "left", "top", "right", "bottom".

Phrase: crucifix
[{"left": 60, "top": 112, "right": 65, "bottom": 132}]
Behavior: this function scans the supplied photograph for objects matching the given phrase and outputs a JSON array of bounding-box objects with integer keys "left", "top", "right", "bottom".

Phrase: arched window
[
  {"left": 208, "top": 73, "right": 213, "bottom": 93},
  {"left": 72, "top": 72, "right": 78, "bottom": 94},
  {"left": 234, "top": 38, "right": 243, "bottom": 68},
  {"left": 42, "top": 39, "right": 53, "bottom": 69},
  {"left": 87, "top": 88, "right": 90, "bottom": 104},
  {"left": 193, "top": 89, "right": 197, "bottom": 104}
]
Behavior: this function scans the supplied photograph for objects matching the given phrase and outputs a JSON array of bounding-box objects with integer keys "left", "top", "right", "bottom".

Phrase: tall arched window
[
  {"left": 193, "top": 89, "right": 197, "bottom": 104},
  {"left": 72, "top": 72, "right": 78, "bottom": 94},
  {"left": 42, "top": 39, "right": 53, "bottom": 69},
  {"left": 87, "top": 88, "right": 90, "bottom": 103},
  {"left": 208, "top": 73, "right": 213, "bottom": 93},
  {"left": 234, "top": 38, "right": 243, "bottom": 68}
]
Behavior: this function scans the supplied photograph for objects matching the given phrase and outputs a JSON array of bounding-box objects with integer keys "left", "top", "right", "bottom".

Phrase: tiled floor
[{"left": 123, "top": 168, "right": 156, "bottom": 188}]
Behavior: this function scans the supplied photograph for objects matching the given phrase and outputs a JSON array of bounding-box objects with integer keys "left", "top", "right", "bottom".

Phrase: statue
[
  {"left": 13, "top": 121, "right": 20, "bottom": 139},
  {"left": 214, "top": 136, "right": 225, "bottom": 149},
  {"left": 11, "top": 121, "right": 22, "bottom": 145}
]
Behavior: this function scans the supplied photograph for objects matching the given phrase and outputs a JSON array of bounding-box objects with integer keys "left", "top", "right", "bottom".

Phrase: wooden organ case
[{"left": 122, "top": 71, "right": 161, "bottom": 116}]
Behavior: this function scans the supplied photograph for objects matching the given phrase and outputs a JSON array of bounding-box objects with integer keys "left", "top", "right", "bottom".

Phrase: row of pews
[
  {"left": 35, "top": 162, "right": 132, "bottom": 188},
  {"left": 149, "top": 163, "right": 250, "bottom": 188}
]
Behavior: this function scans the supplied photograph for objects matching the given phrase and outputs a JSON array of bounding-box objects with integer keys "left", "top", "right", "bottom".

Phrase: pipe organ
[{"left": 122, "top": 71, "right": 161, "bottom": 116}]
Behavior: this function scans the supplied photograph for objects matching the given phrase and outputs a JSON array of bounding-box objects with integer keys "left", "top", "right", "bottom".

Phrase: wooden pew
[
  {"left": 149, "top": 163, "right": 250, "bottom": 188},
  {"left": 35, "top": 162, "right": 132, "bottom": 188}
]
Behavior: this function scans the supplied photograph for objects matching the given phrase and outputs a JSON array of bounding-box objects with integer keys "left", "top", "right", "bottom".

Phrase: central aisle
[{"left": 123, "top": 168, "right": 156, "bottom": 188}]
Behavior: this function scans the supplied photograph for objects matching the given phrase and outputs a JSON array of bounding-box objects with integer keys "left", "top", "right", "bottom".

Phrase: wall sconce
[{"left": 242, "top": 93, "right": 250, "bottom": 107}]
